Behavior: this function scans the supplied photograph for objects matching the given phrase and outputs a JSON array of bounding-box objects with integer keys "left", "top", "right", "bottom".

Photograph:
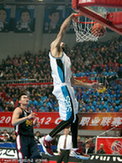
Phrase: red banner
[
  {"left": 0, "top": 112, "right": 122, "bottom": 130},
  {"left": 0, "top": 112, "right": 61, "bottom": 128},
  {"left": 6, "top": 77, "right": 96, "bottom": 87},
  {"left": 7, "top": 82, "right": 53, "bottom": 87},
  {"left": 78, "top": 112, "right": 122, "bottom": 130},
  {"left": 96, "top": 137, "right": 122, "bottom": 154}
]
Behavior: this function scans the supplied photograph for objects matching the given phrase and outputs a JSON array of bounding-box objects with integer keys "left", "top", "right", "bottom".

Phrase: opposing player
[
  {"left": 40, "top": 13, "right": 98, "bottom": 159},
  {"left": 12, "top": 92, "right": 42, "bottom": 162}
]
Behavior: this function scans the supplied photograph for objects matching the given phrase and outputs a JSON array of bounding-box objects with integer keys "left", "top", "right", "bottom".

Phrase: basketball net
[
  {"left": 72, "top": 7, "right": 107, "bottom": 42},
  {"left": 72, "top": 17, "right": 99, "bottom": 42}
]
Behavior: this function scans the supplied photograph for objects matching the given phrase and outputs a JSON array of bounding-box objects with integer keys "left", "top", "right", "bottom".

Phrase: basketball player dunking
[{"left": 40, "top": 13, "right": 99, "bottom": 159}]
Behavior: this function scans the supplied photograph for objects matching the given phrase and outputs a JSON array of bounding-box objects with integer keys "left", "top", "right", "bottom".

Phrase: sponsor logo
[
  {"left": 111, "top": 141, "right": 122, "bottom": 155},
  {"left": 90, "top": 155, "right": 122, "bottom": 162},
  {"left": 65, "top": 96, "right": 72, "bottom": 112},
  {"left": 0, "top": 148, "right": 17, "bottom": 158}
]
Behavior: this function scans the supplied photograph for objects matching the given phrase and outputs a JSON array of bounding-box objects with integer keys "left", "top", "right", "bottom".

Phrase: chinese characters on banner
[
  {"left": 78, "top": 112, "right": 122, "bottom": 130},
  {"left": 0, "top": 112, "right": 122, "bottom": 130}
]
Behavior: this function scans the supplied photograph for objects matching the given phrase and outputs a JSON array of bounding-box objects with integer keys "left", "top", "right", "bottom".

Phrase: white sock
[
  {"left": 72, "top": 148, "right": 78, "bottom": 151},
  {"left": 45, "top": 135, "right": 53, "bottom": 141}
]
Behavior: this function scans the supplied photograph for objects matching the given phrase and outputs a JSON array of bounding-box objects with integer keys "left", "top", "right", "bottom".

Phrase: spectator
[
  {"left": 1, "top": 129, "right": 10, "bottom": 138},
  {"left": 82, "top": 143, "right": 94, "bottom": 155},
  {"left": 35, "top": 131, "right": 42, "bottom": 143},
  {"left": 77, "top": 135, "right": 84, "bottom": 155},
  {"left": 96, "top": 143, "right": 106, "bottom": 154},
  {"left": 57, "top": 128, "right": 72, "bottom": 163},
  {"left": 8, "top": 131, "right": 16, "bottom": 142},
  {"left": 2, "top": 134, "right": 9, "bottom": 142}
]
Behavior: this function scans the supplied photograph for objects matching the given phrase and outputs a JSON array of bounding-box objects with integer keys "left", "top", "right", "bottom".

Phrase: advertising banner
[
  {"left": 96, "top": 137, "right": 122, "bottom": 155},
  {"left": 0, "top": 112, "right": 122, "bottom": 130},
  {"left": 78, "top": 112, "right": 122, "bottom": 130},
  {"left": 0, "top": 148, "right": 17, "bottom": 159}
]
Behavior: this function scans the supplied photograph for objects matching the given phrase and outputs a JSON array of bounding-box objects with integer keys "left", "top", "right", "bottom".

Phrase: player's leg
[
  {"left": 40, "top": 116, "right": 73, "bottom": 156},
  {"left": 71, "top": 114, "right": 79, "bottom": 149},
  {"left": 29, "top": 138, "right": 42, "bottom": 162},
  {"left": 40, "top": 86, "right": 75, "bottom": 156},
  {"left": 70, "top": 115, "right": 90, "bottom": 160},
  {"left": 16, "top": 135, "right": 29, "bottom": 162}
]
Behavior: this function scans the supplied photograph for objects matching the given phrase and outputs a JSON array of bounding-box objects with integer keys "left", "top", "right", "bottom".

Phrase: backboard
[{"left": 72, "top": 0, "right": 122, "bottom": 35}]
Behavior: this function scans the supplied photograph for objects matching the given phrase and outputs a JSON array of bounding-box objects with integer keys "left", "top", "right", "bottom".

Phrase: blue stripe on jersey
[
  {"left": 56, "top": 59, "right": 65, "bottom": 83},
  {"left": 61, "top": 86, "right": 72, "bottom": 120}
]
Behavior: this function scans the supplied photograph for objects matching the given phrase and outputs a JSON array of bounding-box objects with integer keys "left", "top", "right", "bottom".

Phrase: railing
[
  {"left": 0, "top": 73, "right": 120, "bottom": 86},
  {"left": 0, "top": 78, "right": 52, "bottom": 85}
]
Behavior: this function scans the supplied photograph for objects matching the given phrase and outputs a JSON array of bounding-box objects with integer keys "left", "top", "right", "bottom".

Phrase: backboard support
[
  {"left": 76, "top": 0, "right": 122, "bottom": 8},
  {"left": 72, "top": 0, "right": 122, "bottom": 35}
]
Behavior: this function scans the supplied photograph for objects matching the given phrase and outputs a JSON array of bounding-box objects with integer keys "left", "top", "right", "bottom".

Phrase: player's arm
[
  {"left": 12, "top": 107, "right": 36, "bottom": 126},
  {"left": 50, "top": 13, "right": 75, "bottom": 57},
  {"left": 71, "top": 77, "right": 100, "bottom": 89}
]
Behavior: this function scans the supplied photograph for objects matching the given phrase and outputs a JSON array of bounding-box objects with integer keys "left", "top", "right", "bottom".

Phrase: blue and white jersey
[
  {"left": 49, "top": 52, "right": 78, "bottom": 121},
  {"left": 49, "top": 52, "right": 72, "bottom": 87}
]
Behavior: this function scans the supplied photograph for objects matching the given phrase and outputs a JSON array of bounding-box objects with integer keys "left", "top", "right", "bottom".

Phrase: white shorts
[{"left": 52, "top": 85, "right": 78, "bottom": 121}]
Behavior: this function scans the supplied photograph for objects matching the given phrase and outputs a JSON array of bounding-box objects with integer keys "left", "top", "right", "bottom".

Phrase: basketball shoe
[
  {"left": 70, "top": 149, "right": 90, "bottom": 160},
  {"left": 40, "top": 136, "right": 54, "bottom": 156}
]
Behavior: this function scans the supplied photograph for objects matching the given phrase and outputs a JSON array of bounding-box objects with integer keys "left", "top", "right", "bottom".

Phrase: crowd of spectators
[
  {"left": 1, "top": 129, "right": 118, "bottom": 155},
  {"left": 0, "top": 38, "right": 122, "bottom": 81},
  {"left": 0, "top": 129, "right": 16, "bottom": 143},
  {"left": 0, "top": 82, "right": 121, "bottom": 113},
  {"left": 0, "top": 49, "right": 51, "bottom": 81},
  {"left": 0, "top": 37, "right": 121, "bottom": 112},
  {"left": 0, "top": 129, "right": 96, "bottom": 154}
]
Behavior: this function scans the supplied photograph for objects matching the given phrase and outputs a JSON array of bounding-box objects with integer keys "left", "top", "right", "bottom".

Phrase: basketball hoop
[
  {"left": 72, "top": 0, "right": 122, "bottom": 40},
  {"left": 72, "top": 11, "right": 106, "bottom": 42}
]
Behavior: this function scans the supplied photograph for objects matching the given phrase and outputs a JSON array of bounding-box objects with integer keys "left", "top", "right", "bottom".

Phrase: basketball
[{"left": 91, "top": 23, "right": 106, "bottom": 37}]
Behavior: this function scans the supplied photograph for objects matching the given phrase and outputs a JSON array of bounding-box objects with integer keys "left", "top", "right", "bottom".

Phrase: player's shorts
[
  {"left": 53, "top": 84, "right": 78, "bottom": 121},
  {"left": 16, "top": 134, "right": 41, "bottom": 161}
]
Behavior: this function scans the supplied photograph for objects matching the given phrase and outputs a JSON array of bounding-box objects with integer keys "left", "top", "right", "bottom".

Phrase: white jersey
[
  {"left": 49, "top": 52, "right": 72, "bottom": 87},
  {"left": 49, "top": 52, "right": 78, "bottom": 121}
]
